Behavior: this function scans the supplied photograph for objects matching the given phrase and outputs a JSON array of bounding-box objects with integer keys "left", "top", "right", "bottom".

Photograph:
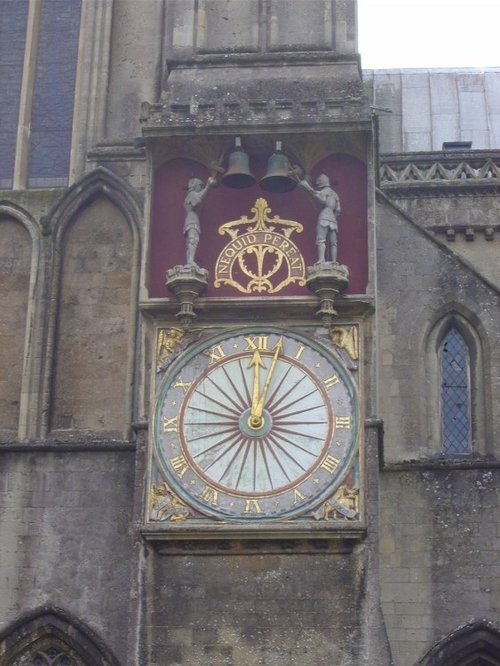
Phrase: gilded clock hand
[
  {"left": 248, "top": 349, "right": 266, "bottom": 428},
  {"left": 249, "top": 337, "right": 283, "bottom": 429}
]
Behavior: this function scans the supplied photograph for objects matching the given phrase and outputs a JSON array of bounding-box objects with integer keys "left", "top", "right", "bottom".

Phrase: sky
[{"left": 357, "top": 0, "right": 500, "bottom": 70}]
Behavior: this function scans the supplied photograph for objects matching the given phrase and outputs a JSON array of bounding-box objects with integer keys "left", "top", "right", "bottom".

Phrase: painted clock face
[{"left": 154, "top": 327, "right": 358, "bottom": 520}]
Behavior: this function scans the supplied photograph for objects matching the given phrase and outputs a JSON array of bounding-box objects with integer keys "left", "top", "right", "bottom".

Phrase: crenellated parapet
[{"left": 380, "top": 150, "right": 500, "bottom": 197}]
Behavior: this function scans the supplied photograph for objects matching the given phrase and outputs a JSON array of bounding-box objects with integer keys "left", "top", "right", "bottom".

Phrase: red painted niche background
[{"left": 149, "top": 154, "right": 368, "bottom": 298}]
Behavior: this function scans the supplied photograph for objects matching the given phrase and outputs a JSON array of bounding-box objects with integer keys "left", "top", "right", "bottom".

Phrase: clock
[{"left": 153, "top": 327, "right": 359, "bottom": 521}]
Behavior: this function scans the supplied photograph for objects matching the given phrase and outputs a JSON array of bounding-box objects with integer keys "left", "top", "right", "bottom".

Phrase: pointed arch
[
  {"left": 424, "top": 305, "right": 490, "bottom": 456},
  {"left": 0, "top": 606, "right": 120, "bottom": 666},
  {"left": 419, "top": 621, "right": 500, "bottom": 666},
  {"left": 0, "top": 202, "right": 42, "bottom": 440},
  {"left": 40, "top": 168, "right": 143, "bottom": 439},
  {"left": 48, "top": 167, "right": 142, "bottom": 248}
]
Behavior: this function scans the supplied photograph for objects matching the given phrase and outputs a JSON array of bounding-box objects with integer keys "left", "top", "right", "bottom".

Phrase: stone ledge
[
  {"left": 0, "top": 440, "right": 136, "bottom": 453},
  {"left": 381, "top": 456, "right": 500, "bottom": 472}
]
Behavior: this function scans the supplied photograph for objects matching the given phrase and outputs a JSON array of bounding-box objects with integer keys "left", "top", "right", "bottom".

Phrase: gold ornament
[
  {"left": 330, "top": 326, "right": 359, "bottom": 360},
  {"left": 214, "top": 198, "right": 305, "bottom": 294},
  {"left": 157, "top": 328, "right": 186, "bottom": 365},
  {"left": 150, "top": 482, "right": 191, "bottom": 522}
]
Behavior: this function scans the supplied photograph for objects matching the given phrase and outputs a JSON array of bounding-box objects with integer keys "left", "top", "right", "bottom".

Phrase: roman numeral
[
  {"left": 170, "top": 454, "right": 189, "bottom": 479},
  {"left": 205, "top": 344, "right": 226, "bottom": 365},
  {"left": 174, "top": 376, "right": 192, "bottom": 394},
  {"left": 244, "top": 499, "right": 263, "bottom": 514},
  {"left": 294, "top": 345, "right": 305, "bottom": 361},
  {"left": 244, "top": 335, "right": 269, "bottom": 351},
  {"left": 293, "top": 488, "right": 306, "bottom": 504},
  {"left": 320, "top": 455, "right": 340, "bottom": 474},
  {"left": 324, "top": 374, "right": 340, "bottom": 388},
  {"left": 163, "top": 416, "right": 178, "bottom": 433},
  {"left": 200, "top": 485, "right": 219, "bottom": 506},
  {"left": 335, "top": 416, "right": 351, "bottom": 429}
]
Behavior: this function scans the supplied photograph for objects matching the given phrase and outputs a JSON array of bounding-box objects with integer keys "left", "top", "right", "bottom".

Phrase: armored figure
[
  {"left": 183, "top": 176, "right": 216, "bottom": 266},
  {"left": 300, "top": 173, "right": 341, "bottom": 263}
]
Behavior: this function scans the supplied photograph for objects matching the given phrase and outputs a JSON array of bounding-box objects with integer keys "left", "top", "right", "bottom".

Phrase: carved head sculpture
[
  {"left": 186, "top": 177, "right": 204, "bottom": 192},
  {"left": 315, "top": 173, "right": 331, "bottom": 189}
]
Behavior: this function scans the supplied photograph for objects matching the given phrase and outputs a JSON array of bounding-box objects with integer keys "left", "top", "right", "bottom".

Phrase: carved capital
[
  {"left": 166, "top": 265, "right": 209, "bottom": 327},
  {"left": 306, "top": 262, "right": 349, "bottom": 325}
]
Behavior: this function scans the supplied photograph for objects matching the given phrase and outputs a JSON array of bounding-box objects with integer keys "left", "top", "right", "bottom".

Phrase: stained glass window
[
  {"left": 439, "top": 327, "right": 471, "bottom": 455},
  {"left": 32, "top": 648, "right": 75, "bottom": 665},
  {"left": 27, "top": 0, "right": 82, "bottom": 187}
]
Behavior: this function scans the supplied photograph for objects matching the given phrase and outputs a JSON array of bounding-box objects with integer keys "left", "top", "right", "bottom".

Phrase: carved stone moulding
[
  {"left": 141, "top": 60, "right": 370, "bottom": 133},
  {"left": 144, "top": 534, "right": 365, "bottom": 556},
  {"left": 165, "top": 265, "right": 209, "bottom": 327},
  {"left": 306, "top": 262, "right": 350, "bottom": 325}
]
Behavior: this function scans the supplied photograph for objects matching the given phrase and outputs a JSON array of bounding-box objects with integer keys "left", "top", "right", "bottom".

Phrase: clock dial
[{"left": 154, "top": 328, "right": 358, "bottom": 520}]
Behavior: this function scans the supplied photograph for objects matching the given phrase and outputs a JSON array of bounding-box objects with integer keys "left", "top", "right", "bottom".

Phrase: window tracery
[
  {"left": 439, "top": 327, "right": 472, "bottom": 455},
  {"left": 9, "top": 640, "right": 85, "bottom": 666},
  {"left": 32, "top": 647, "right": 76, "bottom": 666}
]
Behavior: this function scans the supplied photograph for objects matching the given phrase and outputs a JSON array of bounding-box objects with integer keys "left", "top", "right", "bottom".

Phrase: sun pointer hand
[
  {"left": 248, "top": 338, "right": 283, "bottom": 429},
  {"left": 248, "top": 349, "right": 266, "bottom": 429}
]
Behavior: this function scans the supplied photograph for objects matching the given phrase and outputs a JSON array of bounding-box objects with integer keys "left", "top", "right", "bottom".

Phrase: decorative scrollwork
[{"left": 214, "top": 198, "right": 306, "bottom": 294}]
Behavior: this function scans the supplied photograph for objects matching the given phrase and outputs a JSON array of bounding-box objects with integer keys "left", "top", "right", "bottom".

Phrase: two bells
[{"left": 222, "top": 138, "right": 298, "bottom": 193}]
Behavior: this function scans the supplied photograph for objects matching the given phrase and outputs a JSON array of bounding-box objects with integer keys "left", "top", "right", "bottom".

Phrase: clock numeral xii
[{"left": 244, "top": 335, "right": 268, "bottom": 351}]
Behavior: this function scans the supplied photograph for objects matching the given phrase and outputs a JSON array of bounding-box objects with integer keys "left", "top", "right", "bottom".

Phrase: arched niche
[
  {"left": 149, "top": 153, "right": 368, "bottom": 297},
  {"left": 41, "top": 169, "right": 142, "bottom": 440},
  {"left": 0, "top": 607, "right": 120, "bottom": 666},
  {"left": 50, "top": 195, "right": 133, "bottom": 436},
  {"left": 0, "top": 206, "right": 38, "bottom": 437}
]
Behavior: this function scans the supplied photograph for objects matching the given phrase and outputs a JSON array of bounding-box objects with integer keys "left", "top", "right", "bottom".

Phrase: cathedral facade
[{"left": 0, "top": 2, "right": 499, "bottom": 665}]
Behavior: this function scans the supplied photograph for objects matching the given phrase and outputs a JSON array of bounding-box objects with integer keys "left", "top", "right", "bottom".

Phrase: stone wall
[
  {"left": 375, "top": 190, "right": 500, "bottom": 664},
  {"left": 0, "top": 450, "right": 135, "bottom": 664}
]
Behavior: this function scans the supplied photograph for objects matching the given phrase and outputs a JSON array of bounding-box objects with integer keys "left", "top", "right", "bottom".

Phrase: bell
[
  {"left": 260, "top": 141, "right": 297, "bottom": 193},
  {"left": 221, "top": 137, "right": 256, "bottom": 189}
]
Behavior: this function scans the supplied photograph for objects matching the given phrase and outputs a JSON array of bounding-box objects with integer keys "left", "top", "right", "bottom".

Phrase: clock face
[{"left": 153, "top": 327, "right": 358, "bottom": 520}]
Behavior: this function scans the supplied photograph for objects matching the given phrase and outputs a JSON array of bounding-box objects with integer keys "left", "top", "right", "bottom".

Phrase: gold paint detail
[
  {"left": 248, "top": 337, "right": 283, "bottom": 429},
  {"left": 170, "top": 454, "right": 190, "bottom": 479},
  {"left": 214, "top": 198, "right": 306, "bottom": 294},
  {"left": 150, "top": 482, "right": 191, "bottom": 522},
  {"left": 244, "top": 499, "right": 264, "bottom": 514},
  {"left": 163, "top": 416, "right": 178, "bottom": 433},
  {"left": 200, "top": 485, "right": 219, "bottom": 506},
  {"left": 324, "top": 373, "right": 340, "bottom": 388},
  {"left": 320, "top": 455, "right": 340, "bottom": 474},
  {"left": 294, "top": 344, "right": 305, "bottom": 361},
  {"left": 174, "top": 377, "right": 192, "bottom": 394},
  {"left": 335, "top": 416, "right": 351, "bottom": 429},
  {"left": 157, "top": 328, "right": 186, "bottom": 364},
  {"left": 205, "top": 343, "right": 226, "bottom": 365},
  {"left": 293, "top": 488, "right": 306, "bottom": 504},
  {"left": 330, "top": 326, "right": 359, "bottom": 360},
  {"left": 313, "top": 486, "right": 359, "bottom": 521},
  {"left": 244, "top": 335, "right": 269, "bottom": 351}
]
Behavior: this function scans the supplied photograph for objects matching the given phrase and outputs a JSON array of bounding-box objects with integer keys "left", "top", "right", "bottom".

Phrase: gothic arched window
[
  {"left": 439, "top": 327, "right": 472, "bottom": 455},
  {"left": 419, "top": 620, "right": 500, "bottom": 665},
  {"left": 12, "top": 642, "right": 82, "bottom": 666},
  {"left": 0, "top": 608, "right": 119, "bottom": 666}
]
